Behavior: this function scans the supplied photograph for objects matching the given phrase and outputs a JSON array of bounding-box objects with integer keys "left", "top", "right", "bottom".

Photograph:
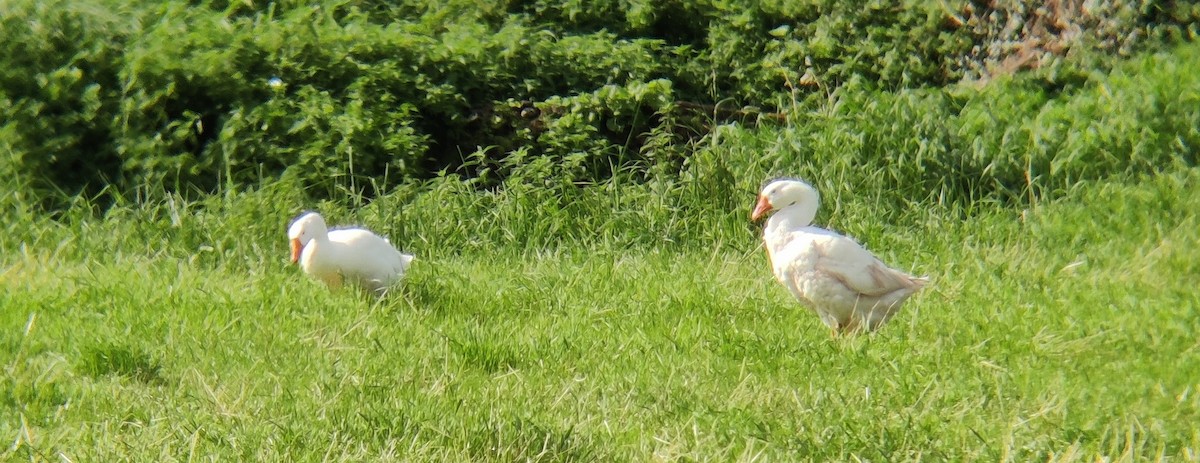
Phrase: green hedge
[{"left": 1, "top": 0, "right": 1196, "bottom": 209}]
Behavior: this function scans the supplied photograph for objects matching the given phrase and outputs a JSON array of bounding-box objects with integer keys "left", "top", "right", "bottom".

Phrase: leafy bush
[
  {"left": 0, "top": 0, "right": 134, "bottom": 207},
  {"left": 4, "top": 42, "right": 1195, "bottom": 255},
  {"left": 1, "top": 0, "right": 1196, "bottom": 210}
]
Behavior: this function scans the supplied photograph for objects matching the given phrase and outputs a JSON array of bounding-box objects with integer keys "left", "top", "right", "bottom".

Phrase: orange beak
[
  {"left": 289, "top": 238, "right": 303, "bottom": 264},
  {"left": 751, "top": 195, "right": 773, "bottom": 221}
]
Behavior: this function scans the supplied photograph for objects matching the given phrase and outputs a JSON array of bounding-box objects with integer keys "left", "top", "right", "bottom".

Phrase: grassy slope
[
  {"left": 3, "top": 16, "right": 1199, "bottom": 463},
  {"left": 3, "top": 165, "right": 1198, "bottom": 461}
]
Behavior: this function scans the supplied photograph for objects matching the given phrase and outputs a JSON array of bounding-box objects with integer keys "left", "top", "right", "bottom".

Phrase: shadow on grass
[{"left": 79, "top": 344, "right": 166, "bottom": 385}]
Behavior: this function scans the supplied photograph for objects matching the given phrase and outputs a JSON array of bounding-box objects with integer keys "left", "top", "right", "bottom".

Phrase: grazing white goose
[
  {"left": 287, "top": 211, "right": 414, "bottom": 296},
  {"left": 751, "top": 178, "right": 928, "bottom": 334}
]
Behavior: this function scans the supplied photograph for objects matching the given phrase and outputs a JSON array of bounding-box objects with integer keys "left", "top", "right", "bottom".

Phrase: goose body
[
  {"left": 287, "top": 212, "right": 414, "bottom": 296},
  {"left": 752, "top": 179, "right": 927, "bottom": 334}
]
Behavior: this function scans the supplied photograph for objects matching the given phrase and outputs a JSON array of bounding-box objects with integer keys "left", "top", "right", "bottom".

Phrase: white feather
[
  {"left": 288, "top": 212, "right": 414, "bottom": 296},
  {"left": 757, "top": 179, "right": 927, "bottom": 333}
]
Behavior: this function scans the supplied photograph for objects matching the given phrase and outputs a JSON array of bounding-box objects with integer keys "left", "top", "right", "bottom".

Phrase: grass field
[
  {"left": 4, "top": 10, "right": 1200, "bottom": 460},
  {"left": 3, "top": 163, "right": 1198, "bottom": 460}
]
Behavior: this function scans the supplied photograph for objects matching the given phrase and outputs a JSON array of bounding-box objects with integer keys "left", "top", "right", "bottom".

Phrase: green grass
[
  {"left": 4, "top": 24, "right": 1199, "bottom": 463},
  {"left": 3, "top": 166, "right": 1198, "bottom": 461}
]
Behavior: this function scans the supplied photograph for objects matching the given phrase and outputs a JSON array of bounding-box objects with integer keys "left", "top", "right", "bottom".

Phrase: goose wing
[{"left": 810, "top": 232, "right": 925, "bottom": 297}]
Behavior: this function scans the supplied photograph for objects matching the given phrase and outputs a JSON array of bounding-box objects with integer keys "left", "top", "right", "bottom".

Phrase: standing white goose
[
  {"left": 751, "top": 178, "right": 928, "bottom": 334},
  {"left": 287, "top": 211, "right": 414, "bottom": 296}
]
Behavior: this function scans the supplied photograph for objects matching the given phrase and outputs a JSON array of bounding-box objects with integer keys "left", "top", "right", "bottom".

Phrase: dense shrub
[
  {"left": 0, "top": 1, "right": 135, "bottom": 207},
  {"left": 1, "top": 0, "right": 1196, "bottom": 209},
  {"left": 725, "top": 43, "right": 1200, "bottom": 208}
]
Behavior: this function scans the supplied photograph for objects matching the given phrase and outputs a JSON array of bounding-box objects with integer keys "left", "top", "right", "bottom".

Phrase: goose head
[
  {"left": 287, "top": 211, "right": 328, "bottom": 263},
  {"left": 751, "top": 178, "right": 820, "bottom": 226}
]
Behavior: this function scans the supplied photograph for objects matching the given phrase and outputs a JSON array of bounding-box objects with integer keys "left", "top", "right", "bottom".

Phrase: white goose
[
  {"left": 752, "top": 178, "right": 928, "bottom": 334},
  {"left": 287, "top": 211, "right": 414, "bottom": 296}
]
